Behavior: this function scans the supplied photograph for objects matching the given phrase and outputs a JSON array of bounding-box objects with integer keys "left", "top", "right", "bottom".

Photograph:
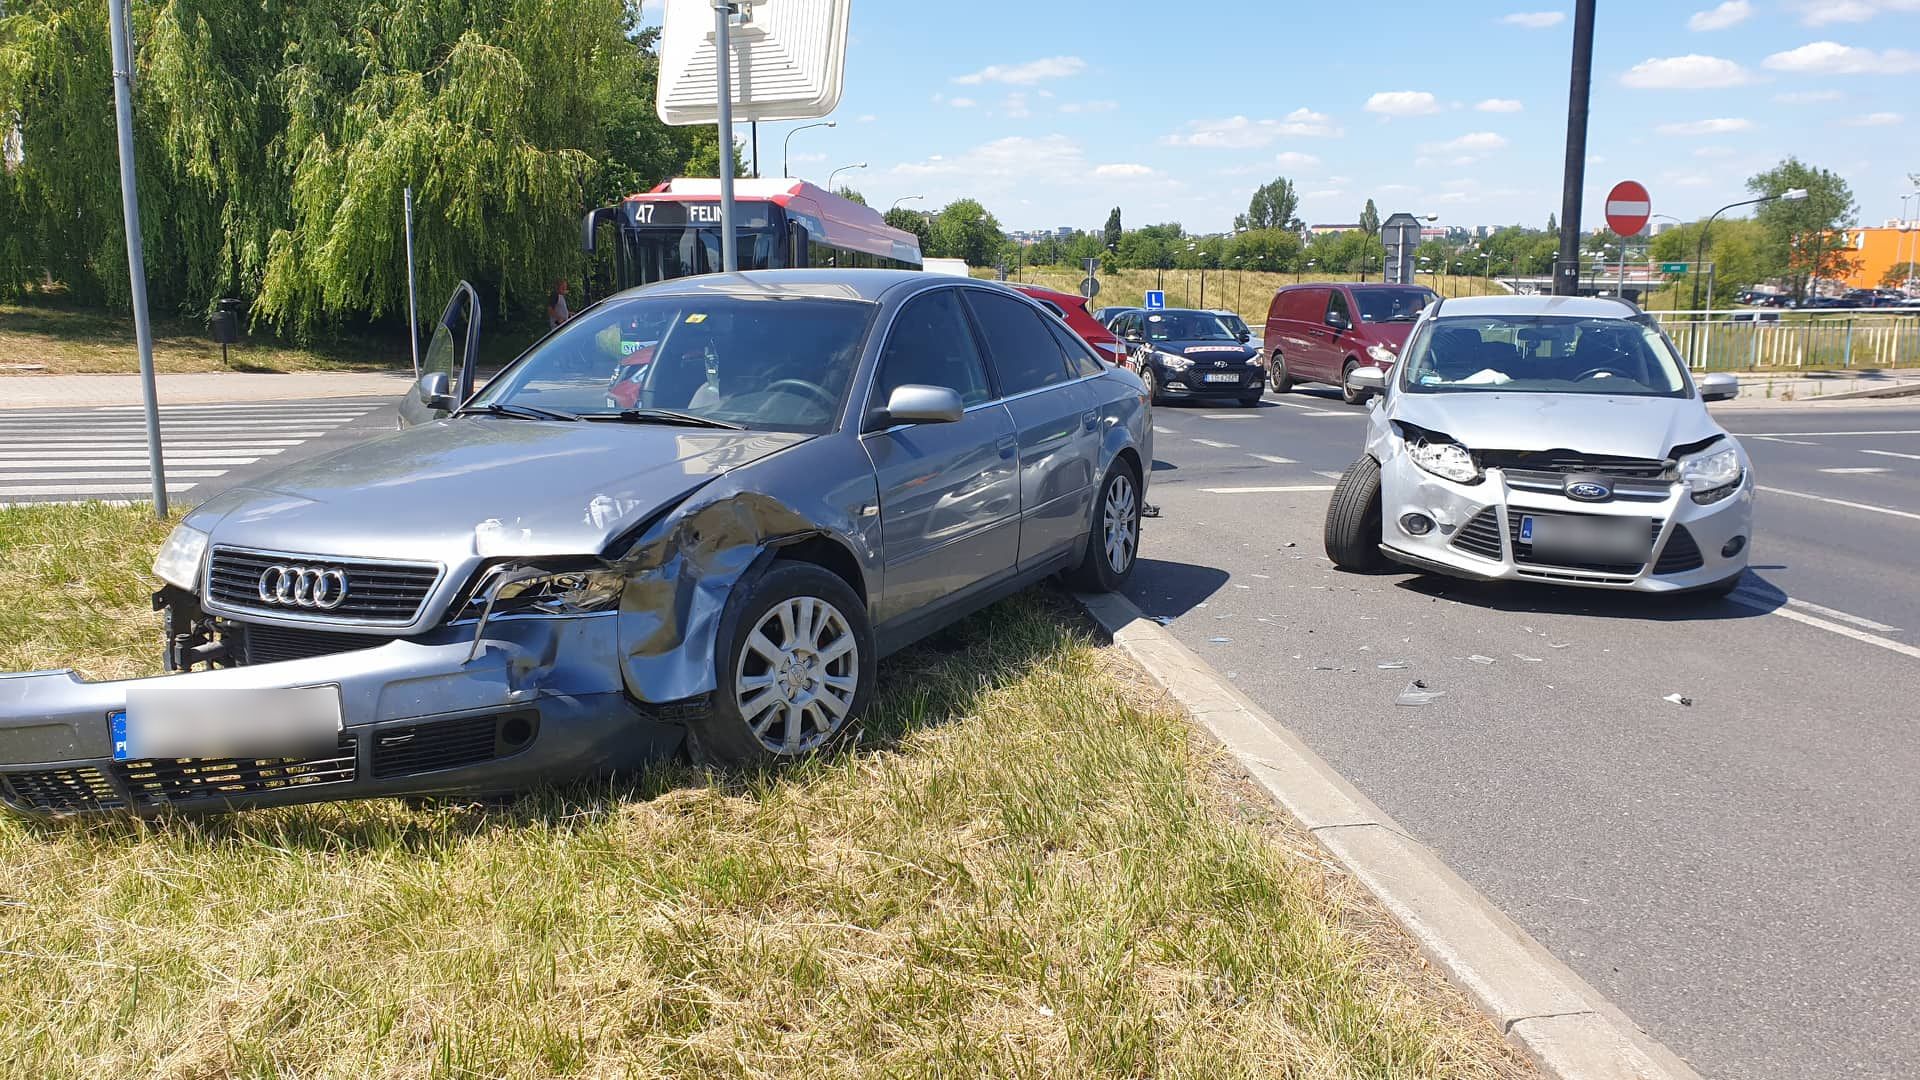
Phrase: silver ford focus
[
  {"left": 1324, "top": 295, "right": 1752, "bottom": 594},
  {"left": 0, "top": 270, "right": 1151, "bottom": 816}
]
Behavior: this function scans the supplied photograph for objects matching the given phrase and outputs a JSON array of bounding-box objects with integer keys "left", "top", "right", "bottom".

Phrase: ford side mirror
[
  {"left": 416, "top": 370, "right": 454, "bottom": 411},
  {"left": 1699, "top": 371, "right": 1739, "bottom": 402},
  {"left": 872, "top": 384, "right": 964, "bottom": 429},
  {"left": 1346, "top": 365, "right": 1387, "bottom": 396}
]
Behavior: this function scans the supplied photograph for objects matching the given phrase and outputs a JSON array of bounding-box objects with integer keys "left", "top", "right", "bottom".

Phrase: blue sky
[{"left": 643, "top": 1, "right": 1920, "bottom": 235}]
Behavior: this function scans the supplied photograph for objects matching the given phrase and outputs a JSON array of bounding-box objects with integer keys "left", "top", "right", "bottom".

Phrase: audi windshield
[
  {"left": 470, "top": 295, "right": 876, "bottom": 433},
  {"left": 1401, "top": 315, "right": 1690, "bottom": 397}
]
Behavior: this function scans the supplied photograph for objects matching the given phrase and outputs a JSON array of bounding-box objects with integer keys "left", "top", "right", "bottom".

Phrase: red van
[
  {"left": 1262, "top": 283, "right": 1436, "bottom": 403},
  {"left": 1012, "top": 284, "right": 1126, "bottom": 365}
]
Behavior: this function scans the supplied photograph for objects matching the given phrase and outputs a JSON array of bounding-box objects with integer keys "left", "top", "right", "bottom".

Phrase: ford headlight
[
  {"left": 1406, "top": 439, "right": 1481, "bottom": 484},
  {"left": 151, "top": 523, "right": 210, "bottom": 591},
  {"left": 1366, "top": 343, "right": 1397, "bottom": 365},
  {"left": 1680, "top": 444, "right": 1743, "bottom": 504},
  {"left": 1157, "top": 352, "right": 1192, "bottom": 371}
]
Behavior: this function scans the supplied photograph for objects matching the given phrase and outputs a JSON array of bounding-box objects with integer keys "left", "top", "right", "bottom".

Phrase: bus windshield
[{"left": 622, "top": 228, "right": 782, "bottom": 285}]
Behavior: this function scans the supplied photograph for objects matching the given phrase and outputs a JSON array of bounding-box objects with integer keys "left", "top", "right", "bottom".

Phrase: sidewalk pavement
[
  {"left": 0, "top": 371, "right": 416, "bottom": 409},
  {"left": 1718, "top": 368, "right": 1920, "bottom": 408}
]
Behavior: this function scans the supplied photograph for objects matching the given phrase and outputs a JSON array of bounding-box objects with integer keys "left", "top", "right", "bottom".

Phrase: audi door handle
[
  {"left": 1082, "top": 409, "right": 1099, "bottom": 431},
  {"left": 996, "top": 434, "right": 1018, "bottom": 459}
]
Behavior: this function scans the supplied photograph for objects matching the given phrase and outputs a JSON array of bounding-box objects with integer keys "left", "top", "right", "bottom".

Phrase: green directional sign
[{"left": 1659, "top": 261, "right": 1690, "bottom": 273}]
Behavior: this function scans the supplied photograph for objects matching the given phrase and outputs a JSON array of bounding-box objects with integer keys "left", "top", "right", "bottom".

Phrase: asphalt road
[{"left": 1131, "top": 392, "right": 1920, "bottom": 1080}]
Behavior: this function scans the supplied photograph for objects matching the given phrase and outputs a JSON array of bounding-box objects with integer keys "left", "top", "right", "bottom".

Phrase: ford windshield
[{"left": 1400, "top": 315, "right": 1690, "bottom": 397}]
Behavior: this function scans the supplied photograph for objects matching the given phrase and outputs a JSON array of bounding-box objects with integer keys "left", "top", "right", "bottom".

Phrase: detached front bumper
[
  {"left": 0, "top": 615, "right": 681, "bottom": 818},
  {"left": 1376, "top": 454, "right": 1754, "bottom": 592}
]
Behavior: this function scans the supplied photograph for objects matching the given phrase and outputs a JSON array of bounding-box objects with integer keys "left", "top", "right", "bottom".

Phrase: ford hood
[
  {"left": 1390, "top": 391, "right": 1721, "bottom": 459},
  {"left": 184, "top": 418, "right": 811, "bottom": 560}
]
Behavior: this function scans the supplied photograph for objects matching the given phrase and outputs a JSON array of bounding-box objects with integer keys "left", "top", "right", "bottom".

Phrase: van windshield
[
  {"left": 1400, "top": 315, "right": 1689, "bottom": 397},
  {"left": 1353, "top": 288, "right": 1434, "bottom": 323}
]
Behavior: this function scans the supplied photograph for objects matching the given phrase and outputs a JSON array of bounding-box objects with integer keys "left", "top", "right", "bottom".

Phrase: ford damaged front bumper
[
  {"left": 1375, "top": 452, "right": 1754, "bottom": 592},
  {"left": 0, "top": 615, "right": 682, "bottom": 818}
]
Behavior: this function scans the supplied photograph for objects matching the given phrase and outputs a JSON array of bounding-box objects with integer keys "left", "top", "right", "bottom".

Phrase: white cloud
[
  {"left": 1273, "top": 151, "right": 1321, "bottom": 168},
  {"left": 1665, "top": 173, "right": 1714, "bottom": 188},
  {"left": 1789, "top": 0, "right": 1920, "bottom": 26},
  {"left": 1365, "top": 90, "right": 1440, "bottom": 116},
  {"left": 1499, "top": 10, "right": 1565, "bottom": 27},
  {"left": 1420, "top": 131, "right": 1510, "bottom": 154},
  {"left": 1693, "top": 145, "right": 1736, "bottom": 157},
  {"left": 1162, "top": 108, "right": 1342, "bottom": 147},
  {"left": 952, "top": 56, "right": 1086, "bottom": 85},
  {"left": 1475, "top": 98, "right": 1524, "bottom": 112},
  {"left": 1773, "top": 89, "right": 1843, "bottom": 103},
  {"left": 947, "top": 97, "right": 977, "bottom": 109},
  {"left": 856, "top": 114, "right": 877, "bottom": 123},
  {"left": 1763, "top": 41, "right": 1920, "bottom": 75},
  {"left": 1058, "top": 100, "right": 1118, "bottom": 114},
  {"left": 1688, "top": 0, "right": 1752, "bottom": 30},
  {"left": 1620, "top": 54, "right": 1754, "bottom": 88},
  {"left": 1845, "top": 111, "right": 1903, "bottom": 126},
  {"left": 1001, "top": 93, "right": 1031, "bottom": 119},
  {"left": 1655, "top": 117, "right": 1753, "bottom": 135},
  {"left": 1093, "top": 163, "right": 1154, "bottom": 178},
  {"left": 788, "top": 151, "right": 828, "bottom": 165}
]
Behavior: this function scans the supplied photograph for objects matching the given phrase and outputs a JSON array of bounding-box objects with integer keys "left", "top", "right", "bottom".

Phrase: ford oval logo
[{"left": 1565, "top": 480, "right": 1612, "bottom": 502}]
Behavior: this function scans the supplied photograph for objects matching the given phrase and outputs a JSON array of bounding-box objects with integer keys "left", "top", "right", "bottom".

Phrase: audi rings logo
[{"left": 258, "top": 565, "right": 350, "bottom": 610}]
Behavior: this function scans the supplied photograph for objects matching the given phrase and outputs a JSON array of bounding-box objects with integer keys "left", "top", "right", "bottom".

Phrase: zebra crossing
[{"left": 0, "top": 400, "right": 385, "bottom": 506}]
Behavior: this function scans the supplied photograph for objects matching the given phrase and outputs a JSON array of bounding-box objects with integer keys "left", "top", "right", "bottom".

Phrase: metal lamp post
[
  {"left": 827, "top": 161, "right": 866, "bottom": 193},
  {"left": 783, "top": 120, "right": 836, "bottom": 178},
  {"left": 890, "top": 194, "right": 923, "bottom": 211},
  {"left": 107, "top": 0, "right": 168, "bottom": 516},
  {"left": 1690, "top": 188, "right": 1808, "bottom": 352}
]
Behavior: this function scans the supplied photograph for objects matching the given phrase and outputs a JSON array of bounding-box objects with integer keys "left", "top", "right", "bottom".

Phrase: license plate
[
  {"left": 113, "top": 685, "right": 343, "bottom": 762},
  {"left": 1520, "top": 514, "right": 1652, "bottom": 565},
  {"left": 1203, "top": 373, "right": 1240, "bottom": 383}
]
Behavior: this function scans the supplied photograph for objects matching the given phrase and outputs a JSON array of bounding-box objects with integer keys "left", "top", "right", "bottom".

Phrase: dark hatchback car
[{"left": 1109, "top": 308, "right": 1264, "bottom": 406}]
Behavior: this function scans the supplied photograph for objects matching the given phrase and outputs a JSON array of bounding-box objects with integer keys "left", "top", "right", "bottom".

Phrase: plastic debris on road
[
  {"left": 1663, "top": 693, "right": 1694, "bottom": 707},
  {"left": 1208, "top": 636, "right": 1232, "bottom": 644},
  {"left": 1513, "top": 653, "right": 1544, "bottom": 663},
  {"left": 1141, "top": 504, "right": 1161, "bottom": 518},
  {"left": 1376, "top": 659, "right": 1411, "bottom": 670},
  {"left": 1466, "top": 654, "right": 1498, "bottom": 665},
  {"left": 1396, "top": 680, "right": 1447, "bottom": 706}
]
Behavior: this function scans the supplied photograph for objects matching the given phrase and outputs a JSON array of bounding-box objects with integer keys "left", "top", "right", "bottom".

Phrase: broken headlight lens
[
  {"left": 480, "top": 566, "right": 626, "bottom": 616},
  {"left": 1680, "top": 445, "right": 1743, "bottom": 504},
  {"left": 1406, "top": 439, "right": 1481, "bottom": 484},
  {"left": 151, "top": 523, "right": 211, "bottom": 591}
]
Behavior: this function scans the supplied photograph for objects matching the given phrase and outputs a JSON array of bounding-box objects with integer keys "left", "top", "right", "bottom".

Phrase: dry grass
[
  {"left": 0, "top": 503, "right": 1535, "bottom": 1079},
  {"left": 0, "top": 301, "right": 410, "bottom": 376},
  {"left": 0, "top": 503, "right": 173, "bottom": 680},
  {"left": 988, "top": 267, "right": 1506, "bottom": 329}
]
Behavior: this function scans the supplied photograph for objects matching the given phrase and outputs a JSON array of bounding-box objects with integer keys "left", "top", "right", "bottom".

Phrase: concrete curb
[
  {"left": 1806, "top": 380, "right": 1920, "bottom": 402},
  {"left": 1076, "top": 589, "right": 1705, "bottom": 1080}
]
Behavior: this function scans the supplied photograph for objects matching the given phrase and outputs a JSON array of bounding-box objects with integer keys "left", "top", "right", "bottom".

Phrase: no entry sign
[{"left": 1605, "top": 181, "right": 1651, "bottom": 236}]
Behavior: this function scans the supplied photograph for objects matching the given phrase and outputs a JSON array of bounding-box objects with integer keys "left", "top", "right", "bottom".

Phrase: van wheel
[
  {"left": 690, "top": 563, "right": 875, "bottom": 767},
  {"left": 1324, "top": 456, "right": 1389, "bottom": 572},
  {"left": 1340, "top": 359, "right": 1364, "bottom": 405},
  {"left": 1268, "top": 350, "right": 1294, "bottom": 393}
]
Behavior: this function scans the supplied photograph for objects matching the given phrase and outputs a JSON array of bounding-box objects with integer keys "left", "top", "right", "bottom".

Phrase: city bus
[{"left": 580, "top": 177, "right": 923, "bottom": 291}]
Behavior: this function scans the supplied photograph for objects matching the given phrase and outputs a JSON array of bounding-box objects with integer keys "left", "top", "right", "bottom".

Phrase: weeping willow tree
[{"left": 0, "top": 0, "right": 712, "bottom": 335}]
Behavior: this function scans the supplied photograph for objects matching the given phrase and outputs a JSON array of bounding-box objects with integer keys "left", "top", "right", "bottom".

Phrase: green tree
[
  {"left": 883, "top": 207, "right": 931, "bottom": 252},
  {"left": 1651, "top": 218, "right": 1769, "bottom": 306},
  {"left": 1359, "top": 199, "right": 1380, "bottom": 239},
  {"left": 1234, "top": 177, "right": 1299, "bottom": 232},
  {"left": 1103, "top": 207, "right": 1123, "bottom": 251},
  {"left": 1748, "top": 156, "right": 1859, "bottom": 302},
  {"left": 834, "top": 186, "right": 867, "bottom": 206},
  {"left": 927, "top": 198, "right": 1003, "bottom": 267},
  {"left": 1227, "top": 228, "right": 1301, "bottom": 272}
]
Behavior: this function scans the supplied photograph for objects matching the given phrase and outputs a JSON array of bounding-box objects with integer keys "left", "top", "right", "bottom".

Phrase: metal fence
[{"left": 1646, "top": 309, "right": 1920, "bottom": 371}]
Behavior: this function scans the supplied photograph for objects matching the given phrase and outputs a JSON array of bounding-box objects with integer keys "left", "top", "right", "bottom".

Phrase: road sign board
[
  {"left": 657, "top": 0, "right": 851, "bottom": 124},
  {"left": 1080, "top": 276, "right": 1100, "bottom": 298},
  {"left": 1144, "top": 290, "right": 1166, "bottom": 310},
  {"left": 1605, "top": 180, "right": 1651, "bottom": 237},
  {"left": 1659, "top": 261, "right": 1690, "bottom": 273}
]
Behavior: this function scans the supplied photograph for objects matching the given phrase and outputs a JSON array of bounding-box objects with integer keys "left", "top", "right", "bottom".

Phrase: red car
[
  {"left": 1011, "top": 284, "right": 1125, "bottom": 366},
  {"left": 1262, "top": 283, "right": 1436, "bottom": 404}
]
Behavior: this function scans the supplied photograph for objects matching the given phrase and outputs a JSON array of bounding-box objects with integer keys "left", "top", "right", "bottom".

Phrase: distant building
[
  {"left": 1836, "top": 224, "right": 1920, "bottom": 288},
  {"left": 1308, "top": 223, "right": 1361, "bottom": 237},
  {"left": 1420, "top": 226, "right": 1448, "bottom": 244}
]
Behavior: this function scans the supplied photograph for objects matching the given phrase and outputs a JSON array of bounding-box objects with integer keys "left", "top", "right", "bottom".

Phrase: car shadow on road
[
  {"left": 1121, "top": 557, "right": 1232, "bottom": 622},
  {"left": 1388, "top": 568, "right": 1782, "bottom": 623}
]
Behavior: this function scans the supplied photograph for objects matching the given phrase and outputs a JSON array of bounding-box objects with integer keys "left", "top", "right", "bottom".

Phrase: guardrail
[{"left": 1645, "top": 309, "right": 1920, "bottom": 371}]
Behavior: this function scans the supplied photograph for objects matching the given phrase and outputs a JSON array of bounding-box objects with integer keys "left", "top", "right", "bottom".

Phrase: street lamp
[
  {"left": 1298, "top": 258, "right": 1316, "bottom": 284},
  {"left": 1692, "top": 188, "right": 1808, "bottom": 313},
  {"left": 890, "top": 194, "right": 923, "bottom": 211},
  {"left": 783, "top": 121, "right": 836, "bottom": 179},
  {"left": 827, "top": 162, "right": 867, "bottom": 192}
]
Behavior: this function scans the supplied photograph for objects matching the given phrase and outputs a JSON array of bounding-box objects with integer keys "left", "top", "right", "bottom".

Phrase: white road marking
[
  {"left": 1728, "top": 589, "right": 1920, "bottom": 661},
  {"left": 1268, "top": 398, "right": 1326, "bottom": 411},
  {"left": 0, "top": 482, "right": 198, "bottom": 498},
  {"left": 0, "top": 423, "right": 337, "bottom": 433},
  {"left": 0, "top": 453, "right": 276, "bottom": 466},
  {"left": 1751, "top": 436, "right": 1819, "bottom": 446},
  {"left": 92, "top": 403, "right": 380, "bottom": 412},
  {"left": 1780, "top": 597, "right": 1902, "bottom": 633},
  {"left": 1730, "top": 430, "right": 1920, "bottom": 437},
  {"left": 1191, "top": 438, "right": 1238, "bottom": 448},
  {"left": 1248, "top": 453, "right": 1296, "bottom": 464},
  {"left": 1314, "top": 470, "right": 1345, "bottom": 480},
  {"left": 1863, "top": 449, "right": 1920, "bottom": 461},
  {"left": 1819, "top": 467, "right": 1889, "bottom": 474},
  {"left": 1308, "top": 410, "right": 1364, "bottom": 417},
  {"left": 8, "top": 439, "right": 307, "bottom": 449},
  {"left": 1758, "top": 486, "right": 1920, "bottom": 523},
  {"left": 1200, "top": 485, "right": 1338, "bottom": 494},
  {"left": 0, "top": 469, "right": 229, "bottom": 481},
  {"left": 1152, "top": 426, "right": 1177, "bottom": 435},
  {"left": 1201, "top": 413, "right": 1256, "bottom": 419}
]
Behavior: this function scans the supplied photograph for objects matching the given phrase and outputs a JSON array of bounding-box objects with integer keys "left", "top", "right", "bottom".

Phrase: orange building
[{"left": 1838, "top": 223, "right": 1920, "bottom": 289}]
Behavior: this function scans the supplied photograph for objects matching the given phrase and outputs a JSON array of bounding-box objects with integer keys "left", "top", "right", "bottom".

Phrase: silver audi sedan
[
  {"left": 1324, "top": 295, "right": 1752, "bottom": 594},
  {"left": 0, "top": 270, "right": 1151, "bottom": 816}
]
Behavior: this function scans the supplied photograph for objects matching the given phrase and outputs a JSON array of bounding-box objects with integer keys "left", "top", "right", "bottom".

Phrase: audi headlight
[
  {"left": 469, "top": 563, "right": 626, "bottom": 617},
  {"left": 1680, "top": 444, "right": 1743, "bottom": 504},
  {"left": 1406, "top": 439, "right": 1481, "bottom": 484},
  {"left": 151, "top": 523, "right": 210, "bottom": 591},
  {"left": 1157, "top": 352, "right": 1192, "bottom": 371},
  {"left": 1366, "top": 343, "right": 1398, "bottom": 365}
]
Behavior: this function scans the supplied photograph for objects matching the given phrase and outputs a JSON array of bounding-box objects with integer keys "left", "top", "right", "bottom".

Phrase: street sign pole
[
  {"left": 712, "top": 1, "right": 738, "bottom": 273},
  {"left": 1553, "top": 0, "right": 1597, "bottom": 296},
  {"left": 403, "top": 186, "right": 420, "bottom": 378},
  {"left": 107, "top": 0, "right": 168, "bottom": 518}
]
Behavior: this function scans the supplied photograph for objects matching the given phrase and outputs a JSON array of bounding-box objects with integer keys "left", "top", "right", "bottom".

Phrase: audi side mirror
[
  {"left": 870, "top": 384, "right": 964, "bottom": 429},
  {"left": 416, "top": 371, "right": 454, "bottom": 411}
]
